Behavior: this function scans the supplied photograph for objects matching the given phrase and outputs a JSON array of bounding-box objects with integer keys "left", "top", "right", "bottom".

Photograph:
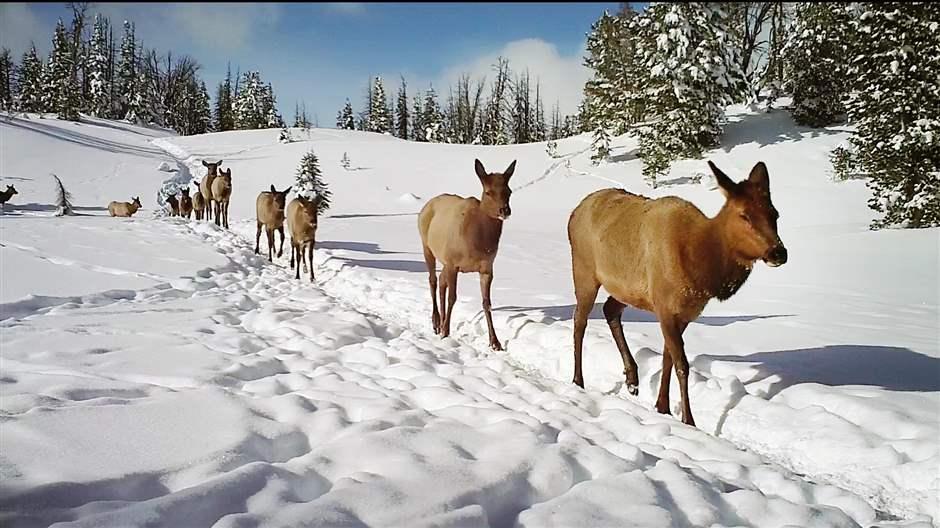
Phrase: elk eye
[{"left": 740, "top": 212, "right": 750, "bottom": 223}]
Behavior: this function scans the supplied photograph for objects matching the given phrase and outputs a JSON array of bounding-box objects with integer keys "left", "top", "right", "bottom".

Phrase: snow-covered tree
[
  {"left": 195, "top": 80, "right": 211, "bottom": 133},
  {"left": 214, "top": 64, "right": 234, "bottom": 131},
  {"left": 263, "top": 82, "right": 283, "bottom": 128},
  {"left": 422, "top": 85, "right": 444, "bottom": 142},
  {"left": 783, "top": 3, "right": 849, "bottom": 127},
  {"left": 633, "top": 3, "right": 747, "bottom": 183},
  {"left": 581, "top": 9, "right": 644, "bottom": 134},
  {"left": 337, "top": 99, "right": 355, "bottom": 130},
  {"left": 411, "top": 94, "right": 425, "bottom": 142},
  {"left": 17, "top": 45, "right": 44, "bottom": 112},
  {"left": 395, "top": 76, "right": 409, "bottom": 139},
  {"left": 481, "top": 57, "right": 511, "bottom": 145},
  {"left": 234, "top": 71, "right": 266, "bottom": 129},
  {"left": 0, "top": 48, "right": 12, "bottom": 111},
  {"left": 591, "top": 127, "right": 611, "bottom": 165},
  {"left": 125, "top": 59, "right": 156, "bottom": 125},
  {"left": 295, "top": 150, "right": 331, "bottom": 214},
  {"left": 47, "top": 18, "right": 81, "bottom": 120},
  {"left": 116, "top": 21, "right": 137, "bottom": 119},
  {"left": 368, "top": 76, "right": 391, "bottom": 133},
  {"left": 51, "top": 173, "right": 74, "bottom": 216},
  {"left": 832, "top": 2, "right": 940, "bottom": 228},
  {"left": 87, "top": 14, "right": 110, "bottom": 117}
]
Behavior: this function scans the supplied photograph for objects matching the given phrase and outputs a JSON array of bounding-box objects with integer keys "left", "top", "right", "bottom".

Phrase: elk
[
  {"left": 418, "top": 159, "right": 516, "bottom": 351},
  {"left": 211, "top": 168, "right": 232, "bottom": 228},
  {"left": 0, "top": 184, "right": 17, "bottom": 208},
  {"left": 179, "top": 188, "right": 193, "bottom": 219},
  {"left": 199, "top": 160, "right": 222, "bottom": 220},
  {"left": 108, "top": 196, "right": 142, "bottom": 218},
  {"left": 567, "top": 161, "right": 786, "bottom": 427},
  {"left": 256, "top": 185, "right": 292, "bottom": 262},
  {"left": 166, "top": 193, "right": 180, "bottom": 217},
  {"left": 192, "top": 187, "right": 206, "bottom": 220},
  {"left": 287, "top": 195, "right": 320, "bottom": 282}
]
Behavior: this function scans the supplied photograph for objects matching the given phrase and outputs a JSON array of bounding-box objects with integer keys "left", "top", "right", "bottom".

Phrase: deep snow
[{"left": 0, "top": 108, "right": 937, "bottom": 527}]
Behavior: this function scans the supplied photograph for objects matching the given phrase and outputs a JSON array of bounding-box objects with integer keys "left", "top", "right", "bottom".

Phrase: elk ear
[
  {"left": 270, "top": 184, "right": 276, "bottom": 192},
  {"left": 504, "top": 160, "right": 517, "bottom": 180},
  {"left": 474, "top": 159, "right": 488, "bottom": 182},
  {"left": 202, "top": 160, "right": 208, "bottom": 167},
  {"left": 748, "top": 161, "right": 770, "bottom": 189},
  {"left": 284, "top": 186, "right": 292, "bottom": 194},
  {"left": 708, "top": 161, "right": 738, "bottom": 198},
  {"left": 217, "top": 160, "right": 223, "bottom": 166}
]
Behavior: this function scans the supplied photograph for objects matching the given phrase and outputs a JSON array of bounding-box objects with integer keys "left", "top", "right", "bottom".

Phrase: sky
[{"left": 0, "top": 2, "right": 643, "bottom": 125}]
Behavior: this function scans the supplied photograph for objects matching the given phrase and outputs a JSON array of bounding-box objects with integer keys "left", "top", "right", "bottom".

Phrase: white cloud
[
  {"left": 0, "top": 3, "right": 46, "bottom": 56},
  {"left": 167, "top": 3, "right": 282, "bottom": 52},
  {"left": 322, "top": 3, "right": 367, "bottom": 15}
]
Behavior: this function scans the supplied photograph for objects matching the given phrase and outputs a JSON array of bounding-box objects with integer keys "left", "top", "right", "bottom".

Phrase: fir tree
[
  {"left": 395, "top": 76, "right": 409, "bottom": 139},
  {"left": 295, "top": 150, "right": 332, "bottom": 214},
  {"left": 783, "top": 3, "right": 849, "bottom": 127},
  {"left": 116, "top": 21, "right": 137, "bottom": 119},
  {"left": 87, "top": 14, "right": 110, "bottom": 117},
  {"left": 263, "top": 82, "right": 282, "bottom": 128},
  {"left": 48, "top": 18, "right": 81, "bottom": 120},
  {"left": 368, "top": 76, "right": 391, "bottom": 133},
  {"left": 411, "top": 94, "right": 425, "bottom": 142},
  {"left": 234, "top": 71, "right": 265, "bottom": 129},
  {"left": 481, "top": 57, "right": 511, "bottom": 145},
  {"left": 581, "top": 9, "right": 643, "bottom": 134},
  {"left": 196, "top": 81, "right": 211, "bottom": 133},
  {"left": 17, "top": 45, "right": 44, "bottom": 112},
  {"left": 591, "top": 127, "right": 611, "bottom": 165},
  {"left": 51, "top": 173, "right": 74, "bottom": 216},
  {"left": 0, "top": 48, "right": 12, "bottom": 111},
  {"left": 422, "top": 85, "right": 444, "bottom": 143},
  {"left": 832, "top": 2, "right": 940, "bottom": 228},
  {"left": 214, "top": 64, "right": 234, "bottom": 131},
  {"left": 337, "top": 99, "right": 355, "bottom": 130}
]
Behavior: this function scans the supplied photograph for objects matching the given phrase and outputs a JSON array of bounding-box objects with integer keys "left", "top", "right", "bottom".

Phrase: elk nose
[
  {"left": 767, "top": 245, "right": 788, "bottom": 267},
  {"left": 498, "top": 206, "right": 512, "bottom": 220}
]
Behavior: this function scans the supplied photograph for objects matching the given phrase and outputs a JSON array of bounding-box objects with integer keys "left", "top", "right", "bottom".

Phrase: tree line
[
  {"left": 334, "top": 58, "right": 580, "bottom": 145},
  {"left": 580, "top": 2, "right": 938, "bottom": 229}
]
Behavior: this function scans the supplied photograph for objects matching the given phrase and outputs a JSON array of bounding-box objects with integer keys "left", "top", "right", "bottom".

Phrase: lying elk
[
  {"left": 567, "top": 161, "right": 787, "bottom": 427},
  {"left": 418, "top": 159, "right": 516, "bottom": 350},
  {"left": 166, "top": 193, "right": 180, "bottom": 217},
  {"left": 256, "top": 185, "right": 292, "bottom": 261},
  {"left": 211, "top": 168, "right": 232, "bottom": 229},
  {"left": 0, "top": 184, "right": 17, "bottom": 208},
  {"left": 192, "top": 187, "right": 206, "bottom": 220},
  {"left": 199, "top": 160, "right": 222, "bottom": 221},
  {"left": 179, "top": 188, "right": 193, "bottom": 219},
  {"left": 287, "top": 195, "right": 320, "bottom": 282},
  {"left": 108, "top": 196, "right": 142, "bottom": 218}
]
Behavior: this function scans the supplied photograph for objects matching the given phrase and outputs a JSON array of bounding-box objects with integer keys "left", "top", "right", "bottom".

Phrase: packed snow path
[{"left": 1, "top": 217, "right": 882, "bottom": 528}]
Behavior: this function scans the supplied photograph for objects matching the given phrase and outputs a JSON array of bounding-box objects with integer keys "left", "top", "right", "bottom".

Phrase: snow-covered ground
[{"left": 0, "top": 109, "right": 937, "bottom": 527}]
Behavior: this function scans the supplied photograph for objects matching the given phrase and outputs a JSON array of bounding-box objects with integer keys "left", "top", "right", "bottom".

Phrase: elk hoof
[
  {"left": 572, "top": 376, "right": 584, "bottom": 389},
  {"left": 655, "top": 400, "right": 671, "bottom": 415},
  {"left": 682, "top": 415, "right": 696, "bottom": 427},
  {"left": 490, "top": 339, "right": 503, "bottom": 351},
  {"left": 625, "top": 383, "right": 638, "bottom": 396}
]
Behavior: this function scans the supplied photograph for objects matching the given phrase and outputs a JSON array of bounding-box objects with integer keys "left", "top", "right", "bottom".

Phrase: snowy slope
[{"left": 0, "top": 110, "right": 937, "bottom": 527}]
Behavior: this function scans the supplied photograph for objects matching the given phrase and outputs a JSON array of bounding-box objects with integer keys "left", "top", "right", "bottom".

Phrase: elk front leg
[
  {"left": 479, "top": 271, "right": 501, "bottom": 350},
  {"left": 276, "top": 226, "right": 285, "bottom": 258},
  {"left": 440, "top": 266, "right": 458, "bottom": 338},
  {"left": 266, "top": 227, "right": 275, "bottom": 262},
  {"left": 255, "top": 221, "right": 262, "bottom": 254},
  {"left": 423, "top": 246, "right": 440, "bottom": 334},
  {"left": 571, "top": 267, "right": 600, "bottom": 389},
  {"left": 655, "top": 352, "right": 673, "bottom": 415},
  {"left": 659, "top": 315, "right": 694, "bottom": 427},
  {"left": 603, "top": 296, "right": 639, "bottom": 396}
]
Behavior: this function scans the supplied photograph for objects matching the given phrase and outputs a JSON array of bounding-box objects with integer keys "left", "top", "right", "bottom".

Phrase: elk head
[
  {"left": 270, "top": 184, "right": 292, "bottom": 210},
  {"left": 202, "top": 159, "right": 223, "bottom": 177},
  {"left": 475, "top": 159, "right": 515, "bottom": 221}
]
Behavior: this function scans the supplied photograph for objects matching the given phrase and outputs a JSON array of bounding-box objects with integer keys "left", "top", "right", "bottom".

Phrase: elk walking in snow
[
  {"left": 256, "top": 185, "right": 292, "bottom": 262},
  {"left": 287, "top": 195, "right": 320, "bottom": 282},
  {"left": 108, "top": 196, "right": 142, "bottom": 218}
]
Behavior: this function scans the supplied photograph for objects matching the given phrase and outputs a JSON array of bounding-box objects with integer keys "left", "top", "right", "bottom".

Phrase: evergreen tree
[
  {"left": 295, "top": 101, "right": 303, "bottom": 128},
  {"left": 481, "top": 57, "right": 511, "bottom": 145},
  {"left": 581, "top": 9, "right": 644, "bottom": 134},
  {"left": 591, "top": 127, "right": 611, "bottom": 165},
  {"left": 395, "top": 76, "right": 409, "bottom": 139},
  {"left": 0, "top": 48, "right": 12, "bottom": 111},
  {"left": 534, "top": 82, "right": 546, "bottom": 142},
  {"left": 368, "top": 76, "right": 391, "bottom": 133},
  {"left": 17, "top": 45, "right": 44, "bottom": 112},
  {"left": 423, "top": 85, "right": 444, "bottom": 142},
  {"left": 295, "top": 150, "right": 332, "bottom": 214},
  {"left": 832, "top": 2, "right": 940, "bottom": 228},
  {"left": 263, "top": 82, "right": 283, "bottom": 128},
  {"left": 511, "top": 70, "right": 533, "bottom": 144},
  {"left": 411, "top": 94, "right": 425, "bottom": 142},
  {"left": 126, "top": 59, "right": 156, "bottom": 125},
  {"left": 196, "top": 81, "right": 211, "bottom": 133},
  {"left": 47, "top": 18, "right": 81, "bottom": 120},
  {"left": 234, "top": 71, "right": 266, "bottom": 129},
  {"left": 341, "top": 152, "right": 351, "bottom": 170},
  {"left": 116, "top": 20, "right": 137, "bottom": 119},
  {"left": 633, "top": 3, "right": 746, "bottom": 183},
  {"left": 87, "top": 14, "right": 110, "bottom": 117},
  {"left": 337, "top": 99, "right": 355, "bottom": 130},
  {"left": 783, "top": 3, "right": 849, "bottom": 127},
  {"left": 214, "top": 63, "right": 234, "bottom": 131}
]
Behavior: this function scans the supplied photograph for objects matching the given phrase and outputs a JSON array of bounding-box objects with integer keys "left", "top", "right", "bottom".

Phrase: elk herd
[{"left": 100, "top": 155, "right": 786, "bottom": 429}]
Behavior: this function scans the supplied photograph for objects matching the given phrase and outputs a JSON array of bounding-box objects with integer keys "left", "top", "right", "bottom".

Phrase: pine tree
[
  {"left": 591, "top": 127, "right": 611, "bottom": 165},
  {"left": 422, "top": 85, "right": 444, "bottom": 142},
  {"left": 511, "top": 70, "right": 533, "bottom": 144},
  {"left": 337, "top": 99, "right": 355, "bottom": 130},
  {"left": 87, "top": 14, "right": 110, "bottom": 117},
  {"left": 46, "top": 18, "right": 81, "bottom": 120},
  {"left": 214, "top": 63, "right": 234, "bottom": 131},
  {"left": 116, "top": 20, "right": 137, "bottom": 119},
  {"left": 395, "top": 76, "right": 409, "bottom": 139},
  {"left": 832, "top": 2, "right": 940, "bottom": 228},
  {"left": 581, "top": 9, "right": 644, "bottom": 135},
  {"left": 15, "top": 45, "right": 42, "bottom": 112},
  {"left": 481, "top": 57, "right": 511, "bottom": 145},
  {"left": 234, "top": 71, "right": 265, "bottom": 129},
  {"left": 263, "top": 82, "right": 283, "bottom": 128},
  {"left": 368, "top": 76, "right": 391, "bottom": 133},
  {"left": 0, "top": 48, "right": 12, "bottom": 111},
  {"left": 411, "top": 94, "right": 425, "bottom": 142},
  {"left": 633, "top": 3, "right": 747, "bottom": 183},
  {"left": 51, "top": 174, "right": 74, "bottom": 216},
  {"left": 784, "top": 3, "right": 849, "bottom": 127},
  {"left": 341, "top": 152, "right": 351, "bottom": 170},
  {"left": 126, "top": 59, "right": 155, "bottom": 125},
  {"left": 534, "top": 82, "right": 546, "bottom": 142},
  {"left": 295, "top": 150, "right": 332, "bottom": 214},
  {"left": 196, "top": 80, "right": 211, "bottom": 133}
]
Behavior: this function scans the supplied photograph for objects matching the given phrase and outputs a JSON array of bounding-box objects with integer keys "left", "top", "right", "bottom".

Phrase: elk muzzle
[
  {"left": 497, "top": 205, "right": 511, "bottom": 220},
  {"left": 764, "top": 243, "right": 788, "bottom": 267}
]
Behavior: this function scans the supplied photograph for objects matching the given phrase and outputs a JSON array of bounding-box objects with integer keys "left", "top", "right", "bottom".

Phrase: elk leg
[
  {"left": 223, "top": 202, "right": 229, "bottom": 229},
  {"left": 308, "top": 240, "right": 315, "bottom": 282},
  {"left": 659, "top": 316, "right": 695, "bottom": 427},
  {"left": 480, "top": 271, "right": 501, "bottom": 351},
  {"left": 266, "top": 227, "right": 275, "bottom": 262},
  {"left": 214, "top": 202, "right": 220, "bottom": 226},
  {"left": 441, "top": 266, "right": 458, "bottom": 338},
  {"left": 603, "top": 296, "right": 639, "bottom": 396},
  {"left": 423, "top": 245, "right": 441, "bottom": 334},
  {"left": 438, "top": 268, "right": 449, "bottom": 333},
  {"left": 290, "top": 239, "right": 296, "bottom": 270},
  {"left": 655, "top": 352, "right": 674, "bottom": 415},
  {"left": 571, "top": 266, "right": 600, "bottom": 389},
  {"left": 255, "top": 221, "right": 262, "bottom": 254},
  {"left": 276, "top": 226, "right": 285, "bottom": 258}
]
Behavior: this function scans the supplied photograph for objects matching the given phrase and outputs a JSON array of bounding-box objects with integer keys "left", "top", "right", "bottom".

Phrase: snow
[{"left": 1, "top": 107, "right": 937, "bottom": 527}]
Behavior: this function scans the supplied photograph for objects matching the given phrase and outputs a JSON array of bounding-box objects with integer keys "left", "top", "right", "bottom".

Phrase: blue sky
[{"left": 1, "top": 3, "right": 643, "bottom": 123}]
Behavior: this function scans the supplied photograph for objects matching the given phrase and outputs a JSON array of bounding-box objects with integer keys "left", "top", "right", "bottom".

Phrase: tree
[
  {"left": 481, "top": 57, "right": 511, "bottom": 145},
  {"left": 195, "top": 80, "right": 211, "bottom": 133},
  {"left": 116, "top": 20, "right": 137, "bottom": 119},
  {"left": 51, "top": 174, "right": 75, "bottom": 216},
  {"left": 368, "top": 76, "right": 391, "bottom": 133},
  {"left": 633, "top": 3, "right": 746, "bottom": 183},
  {"left": 341, "top": 152, "right": 351, "bottom": 170},
  {"left": 87, "top": 14, "right": 110, "bottom": 117},
  {"left": 422, "top": 85, "right": 444, "bottom": 142},
  {"left": 783, "top": 3, "right": 849, "bottom": 127},
  {"left": 215, "top": 63, "right": 234, "bottom": 131},
  {"left": 511, "top": 70, "right": 533, "bottom": 144},
  {"left": 395, "top": 76, "right": 409, "bottom": 139},
  {"left": 337, "top": 99, "right": 355, "bottom": 130},
  {"left": 411, "top": 94, "right": 425, "bottom": 142},
  {"left": 0, "top": 48, "right": 12, "bottom": 111},
  {"left": 17, "top": 45, "right": 44, "bottom": 112},
  {"left": 295, "top": 150, "right": 332, "bottom": 214},
  {"left": 581, "top": 9, "right": 644, "bottom": 135},
  {"left": 263, "top": 82, "right": 283, "bottom": 128},
  {"left": 47, "top": 18, "right": 82, "bottom": 120},
  {"left": 832, "top": 2, "right": 940, "bottom": 228},
  {"left": 591, "top": 127, "right": 611, "bottom": 165},
  {"left": 234, "top": 71, "right": 266, "bottom": 129}
]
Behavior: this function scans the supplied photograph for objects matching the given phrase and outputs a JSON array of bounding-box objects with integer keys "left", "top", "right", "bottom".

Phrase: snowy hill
[{"left": 0, "top": 108, "right": 937, "bottom": 527}]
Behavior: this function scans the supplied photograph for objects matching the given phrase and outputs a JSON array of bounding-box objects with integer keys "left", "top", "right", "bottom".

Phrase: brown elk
[
  {"left": 567, "top": 161, "right": 787, "bottom": 427},
  {"left": 0, "top": 184, "right": 18, "bottom": 208},
  {"left": 166, "top": 193, "right": 180, "bottom": 217},
  {"left": 418, "top": 159, "right": 516, "bottom": 350},
  {"left": 108, "top": 196, "right": 142, "bottom": 218},
  {"left": 199, "top": 160, "right": 222, "bottom": 220},
  {"left": 256, "top": 185, "right": 292, "bottom": 262},
  {"left": 192, "top": 187, "right": 206, "bottom": 220},
  {"left": 287, "top": 195, "right": 320, "bottom": 282},
  {"left": 211, "top": 168, "right": 232, "bottom": 228},
  {"left": 179, "top": 188, "right": 193, "bottom": 219}
]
